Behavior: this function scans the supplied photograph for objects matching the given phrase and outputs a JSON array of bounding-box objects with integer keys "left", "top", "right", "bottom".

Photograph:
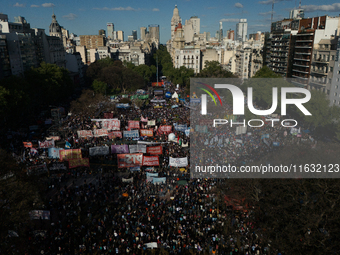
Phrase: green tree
[
  {"left": 252, "top": 66, "right": 282, "bottom": 78},
  {"left": 198, "top": 61, "right": 235, "bottom": 78},
  {"left": 92, "top": 79, "right": 108, "bottom": 95}
]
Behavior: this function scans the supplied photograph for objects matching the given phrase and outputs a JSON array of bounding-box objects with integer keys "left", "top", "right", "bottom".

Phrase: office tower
[
  {"left": 236, "top": 19, "right": 247, "bottom": 42},
  {"left": 107, "top": 23, "right": 114, "bottom": 39}
]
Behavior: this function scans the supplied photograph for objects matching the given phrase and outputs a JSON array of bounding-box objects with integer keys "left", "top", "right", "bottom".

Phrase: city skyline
[{"left": 2, "top": 0, "right": 340, "bottom": 43}]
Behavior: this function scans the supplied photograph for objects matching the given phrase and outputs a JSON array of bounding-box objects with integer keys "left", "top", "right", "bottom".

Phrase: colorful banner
[
  {"left": 59, "top": 149, "right": 82, "bottom": 161},
  {"left": 101, "top": 119, "right": 120, "bottom": 130},
  {"left": 169, "top": 157, "right": 188, "bottom": 167},
  {"left": 185, "top": 129, "right": 190, "bottom": 137},
  {"left": 147, "top": 120, "right": 156, "bottom": 126},
  {"left": 77, "top": 130, "right": 93, "bottom": 138},
  {"left": 93, "top": 129, "right": 109, "bottom": 137},
  {"left": 108, "top": 131, "right": 122, "bottom": 139},
  {"left": 129, "top": 144, "right": 147, "bottom": 153},
  {"left": 111, "top": 145, "right": 129, "bottom": 154},
  {"left": 140, "top": 129, "right": 153, "bottom": 137},
  {"left": 158, "top": 125, "right": 172, "bottom": 134},
  {"left": 152, "top": 177, "right": 166, "bottom": 184},
  {"left": 103, "top": 112, "right": 114, "bottom": 119},
  {"left": 117, "top": 153, "right": 143, "bottom": 168},
  {"left": 89, "top": 146, "right": 110, "bottom": 156},
  {"left": 48, "top": 147, "right": 63, "bottom": 159},
  {"left": 68, "top": 158, "right": 90, "bottom": 169},
  {"left": 128, "top": 121, "right": 140, "bottom": 129},
  {"left": 123, "top": 130, "right": 139, "bottom": 138},
  {"left": 143, "top": 156, "right": 160, "bottom": 166},
  {"left": 146, "top": 146, "right": 162, "bottom": 155},
  {"left": 23, "top": 142, "right": 33, "bottom": 148}
]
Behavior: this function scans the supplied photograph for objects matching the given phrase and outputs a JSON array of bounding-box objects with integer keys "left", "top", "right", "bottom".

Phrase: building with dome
[
  {"left": 49, "top": 13, "right": 62, "bottom": 38},
  {"left": 171, "top": 5, "right": 181, "bottom": 41}
]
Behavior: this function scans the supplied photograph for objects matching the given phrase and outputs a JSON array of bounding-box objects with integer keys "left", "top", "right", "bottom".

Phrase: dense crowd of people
[{"left": 3, "top": 84, "right": 315, "bottom": 254}]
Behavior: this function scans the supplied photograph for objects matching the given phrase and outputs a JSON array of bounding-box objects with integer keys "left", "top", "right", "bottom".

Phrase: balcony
[
  {"left": 311, "top": 69, "right": 328, "bottom": 75},
  {"left": 296, "top": 40, "right": 313, "bottom": 42},
  {"left": 293, "top": 69, "right": 309, "bottom": 74},
  {"left": 313, "top": 58, "right": 329, "bottom": 63},
  {"left": 309, "top": 79, "right": 326, "bottom": 86},
  {"left": 294, "top": 52, "right": 311, "bottom": 55},
  {"left": 294, "top": 58, "right": 310, "bottom": 61},
  {"left": 292, "top": 75, "right": 308, "bottom": 80},
  {"left": 295, "top": 45, "right": 312, "bottom": 49},
  {"left": 293, "top": 63, "right": 309, "bottom": 68}
]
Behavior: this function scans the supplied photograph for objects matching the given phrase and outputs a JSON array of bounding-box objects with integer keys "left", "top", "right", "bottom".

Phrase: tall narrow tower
[{"left": 171, "top": 5, "right": 181, "bottom": 40}]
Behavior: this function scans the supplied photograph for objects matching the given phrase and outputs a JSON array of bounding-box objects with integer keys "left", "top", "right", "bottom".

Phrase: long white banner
[
  {"left": 129, "top": 144, "right": 147, "bottom": 153},
  {"left": 169, "top": 157, "right": 188, "bottom": 167}
]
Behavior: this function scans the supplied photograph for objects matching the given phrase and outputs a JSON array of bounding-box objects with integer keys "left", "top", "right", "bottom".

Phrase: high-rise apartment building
[
  {"left": 140, "top": 27, "right": 146, "bottom": 40},
  {"left": 132, "top": 30, "right": 137, "bottom": 41},
  {"left": 117, "top": 31, "right": 124, "bottom": 41},
  {"left": 236, "top": 19, "right": 247, "bottom": 42},
  {"left": 107, "top": 23, "right": 114, "bottom": 39},
  {"left": 148, "top": 25, "right": 160, "bottom": 43}
]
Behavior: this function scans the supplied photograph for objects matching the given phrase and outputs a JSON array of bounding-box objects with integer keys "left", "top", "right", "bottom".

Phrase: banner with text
[
  {"left": 129, "top": 144, "right": 147, "bottom": 153},
  {"left": 143, "top": 156, "right": 160, "bottom": 166},
  {"left": 117, "top": 153, "right": 143, "bottom": 168},
  {"left": 77, "top": 130, "right": 94, "bottom": 138},
  {"left": 89, "top": 146, "right": 110, "bottom": 156},
  {"left": 158, "top": 125, "right": 172, "bottom": 135},
  {"left": 108, "top": 131, "right": 122, "bottom": 139},
  {"left": 93, "top": 129, "right": 109, "bottom": 137},
  {"left": 128, "top": 121, "right": 140, "bottom": 129},
  {"left": 146, "top": 146, "right": 163, "bottom": 155},
  {"left": 140, "top": 129, "right": 153, "bottom": 137},
  {"left": 111, "top": 145, "right": 129, "bottom": 154},
  {"left": 147, "top": 120, "right": 156, "bottom": 126},
  {"left": 123, "top": 130, "right": 139, "bottom": 138},
  {"left": 169, "top": 157, "right": 188, "bottom": 167},
  {"left": 59, "top": 149, "right": 82, "bottom": 161},
  {"left": 39, "top": 140, "right": 55, "bottom": 149}
]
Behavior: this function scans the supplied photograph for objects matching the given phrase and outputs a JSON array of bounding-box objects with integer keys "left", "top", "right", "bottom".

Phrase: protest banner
[
  {"left": 129, "top": 144, "right": 147, "bottom": 153},
  {"left": 23, "top": 142, "right": 33, "bottom": 148},
  {"left": 48, "top": 147, "right": 63, "bottom": 159},
  {"left": 93, "top": 129, "right": 109, "bottom": 137},
  {"left": 146, "top": 146, "right": 163, "bottom": 155},
  {"left": 108, "top": 131, "right": 122, "bottom": 139},
  {"left": 77, "top": 130, "right": 93, "bottom": 138},
  {"left": 59, "top": 149, "right": 82, "bottom": 161},
  {"left": 174, "top": 124, "right": 187, "bottom": 132},
  {"left": 147, "top": 120, "right": 156, "bottom": 126},
  {"left": 46, "top": 136, "right": 60, "bottom": 141},
  {"left": 117, "top": 153, "right": 143, "bottom": 168},
  {"left": 123, "top": 130, "right": 139, "bottom": 138},
  {"left": 39, "top": 140, "right": 55, "bottom": 149},
  {"left": 122, "top": 177, "right": 133, "bottom": 183},
  {"left": 143, "top": 156, "right": 160, "bottom": 166},
  {"left": 141, "top": 116, "right": 148, "bottom": 122},
  {"left": 130, "top": 167, "right": 141, "bottom": 172},
  {"left": 146, "top": 172, "right": 159, "bottom": 177},
  {"left": 89, "top": 146, "right": 110, "bottom": 156},
  {"left": 68, "top": 158, "right": 90, "bottom": 169},
  {"left": 140, "top": 129, "right": 153, "bottom": 137},
  {"left": 152, "top": 177, "right": 166, "bottom": 184},
  {"left": 169, "top": 157, "right": 188, "bottom": 167},
  {"left": 111, "top": 145, "right": 129, "bottom": 154},
  {"left": 128, "top": 121, "right": 140, "bottom": 129},
  {"left": 101, "top": 119, "right": 120, "bottom": 130},
  {"left": 158, "top": 125, "right": 172, "bottom": 135}
]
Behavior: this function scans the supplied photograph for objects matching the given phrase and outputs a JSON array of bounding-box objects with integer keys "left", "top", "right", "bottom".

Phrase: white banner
[
  {"left": 147, "top": 120, "right": 156, "bottom": 126},
  {"left": 39, "top": 140, "right": 55, "bottom": 148},
  {"left": 122, "top": 177, "right": 133, "bottom": 183},
  {"left": 89, "top": 146, "right": 110, "bottom": 156},
  {"left": 129, "top": 144, "right": 147, "bottom": 153},
  {"left": 169, "top": 157, "right": 188, "bottom": 167}
]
